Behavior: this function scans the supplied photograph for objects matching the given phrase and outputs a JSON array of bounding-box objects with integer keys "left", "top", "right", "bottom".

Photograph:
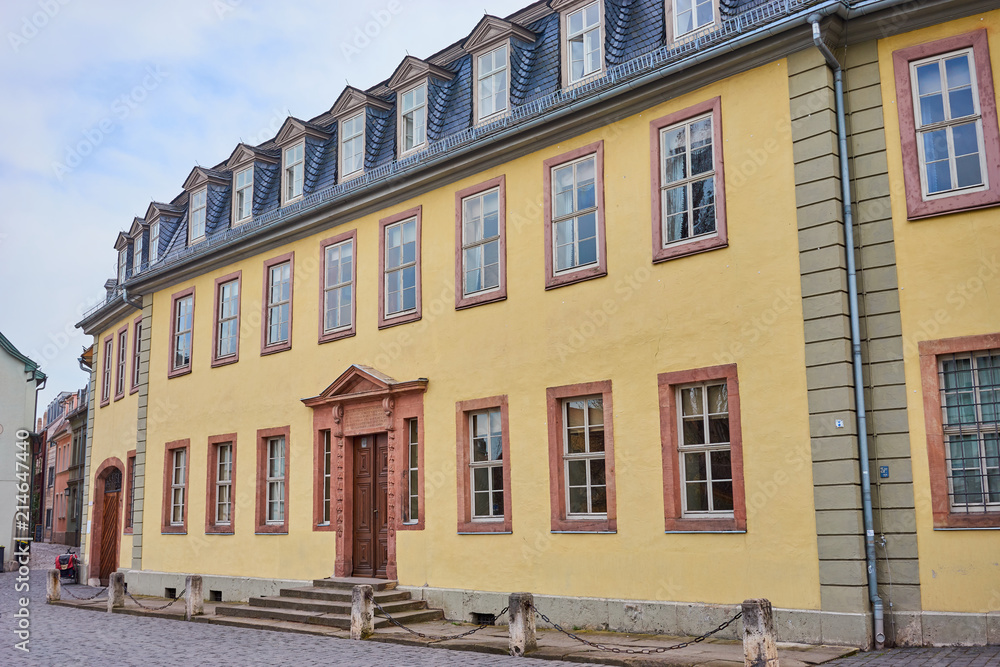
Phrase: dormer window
[
  {"left": 189, "top": 189, "right": 207, "bottom": 243},
  {"left": 283, "top": 143, "right": 305, "bottom": 203},
  {"left": 565, "top": 1, "right": 603, "bottom": 84},
  {"left": 150, "top": 221, "right": 160, "bottom": 264},
  {"left": 234, "top": 166, "right": 254, "bottom": 223},
  {"left": 400, "top": 84, "right": 427, "bottom": 154},
  {"left": 341, "top": 113, "right": 365, "bottom": 181},
  {"left": 674, "top": 0, "right": 715, "bottom": 37},
  {"left": 477, "top": 45, "right": 508, "bottom": 121},
  {"left": 133, "top": 235, "right": 143, "bottom": 274},
  {"left": 118, "top": 249, "right": 127, "bottom": 283}
]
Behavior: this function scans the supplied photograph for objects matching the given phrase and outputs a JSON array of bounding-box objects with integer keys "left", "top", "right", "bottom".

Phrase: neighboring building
[
  {"left": 76, "top": 0, "right": 1000, "bottom": 649},
  {"left": 66, "top": 385, "right": 90, "bottom": 548},
  {"left": 0, "top": 332, "right": 45, "bottom": 570},
  {"left": 40, "top": 390, "right": 86, "bottom": 546}
]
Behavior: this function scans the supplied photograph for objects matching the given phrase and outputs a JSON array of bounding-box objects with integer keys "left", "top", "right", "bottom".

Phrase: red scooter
[{"left": 55, "top": 549, "right": 78, "bottom": 583}]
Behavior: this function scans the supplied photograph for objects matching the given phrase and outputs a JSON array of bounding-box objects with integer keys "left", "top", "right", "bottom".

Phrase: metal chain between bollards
[
  {"left": 528, "top": 603, "right": 743, "bottom": 655},
  {"left": 371, "top": 598, "right": 509, "bottom": 644},
  {"left": 127, "top": 587, "right": 187, "bottom": 611},
  {"left": 61, "top": 584, "right": 109, "bottom": 601}
]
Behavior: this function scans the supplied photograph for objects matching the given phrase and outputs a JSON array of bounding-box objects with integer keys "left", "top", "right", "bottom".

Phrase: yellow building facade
[{"left": 77, "top": 0, "right": 1000, "bottom": 649}]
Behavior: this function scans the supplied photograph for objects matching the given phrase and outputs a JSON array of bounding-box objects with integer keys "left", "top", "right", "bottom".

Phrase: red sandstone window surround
[
  {"left": 892, "top": 30, "right": 1000, "bottom": 220},
  {"left": 313, "top": 429, "right": 334, "bottom": 531},
  {"left": 114, "top": 325, "right": 128, "bottom": 401},
  {"left": 649, "top": 96, "right": 728, "bottom": 263},
  {"left": 920, "top": 333, "right": 1000, "bottom": 529},
  {"left": 161, "top": 439, "right": 190, "bottom": 534},
  {"left": 100, "top": 335, "right": 113, "bottom": 407},
  {"left": 378, "top": 207, "right": 423, "bottom": 329},
  {"left": 255, "top": 426, "right": 290, "bottom": 534},
  {"left": 206, "top": 434, "right": 237, "bottom": 535},
  {"left": 545, "top": 380, "right": 617, "bottom": 533},
  {"left": 399, "top": 417, "right": 425, "bottom": 530},
  {"left": 130, "top": 316, "right": 142, "bottom": 394},
  {"left": 319, "top": 230, "right": 357, "bottom": 344},
  {"left": 261, "top": 253, "right": 294, "bottom": 355},
  {"left": 124, "top": 450, "right": 136, "bottom": 534},
  {"left": 455, "top": 396, "right": 512, "bottom": 534},
  {"left": 212, "top": 271, "right": 242, "bottom": 368},
  {"left": 455, "top": 176, "right": 508, "bottom": 310},
  {"left": 168, "top": 287, "right": 195, "bottom": 379},
  {"left": 543, "top": 141, "right": 607, "bottom": 290},
  {"left": 658, "top": 364, "right": 746, "bottom": 532}
]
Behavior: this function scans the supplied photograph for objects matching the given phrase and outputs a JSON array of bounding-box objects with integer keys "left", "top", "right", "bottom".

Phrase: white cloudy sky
[{"left": 0, "top": 0, "right": 529, "bottom": 418}]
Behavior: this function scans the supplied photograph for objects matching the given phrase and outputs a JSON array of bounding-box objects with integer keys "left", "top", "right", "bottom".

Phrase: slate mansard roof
[{"left": 82, "top": 0, "right": 844, "bottom": 328}]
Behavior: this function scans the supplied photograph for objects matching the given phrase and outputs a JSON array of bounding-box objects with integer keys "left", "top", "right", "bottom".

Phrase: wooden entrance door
[
  {"left": 352, "top": 433, "right": 388, "bottom": 578},
  {"left": 99, "top": 468, "right": 122, "bottom": 584}
]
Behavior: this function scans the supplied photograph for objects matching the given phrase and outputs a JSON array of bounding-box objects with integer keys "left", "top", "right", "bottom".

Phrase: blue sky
[{"left": 0, "top": 0, "right": 529, "bottom": 418}]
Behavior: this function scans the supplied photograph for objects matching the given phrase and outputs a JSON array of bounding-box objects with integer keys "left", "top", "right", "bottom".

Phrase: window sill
[
  {"left": 933, "top": 512, "right": 1000, "bottom": 530},
  {"left": 907, "top": 194, "right": 1000, "bottom": 221},
  {"left": 653, "top": 236, "right": 727, "bottom": 264},
  {"left": 545, "top": 265, "right": 607, "bottom": 291},
  {"left": 550, "top": 517, "right": 615, "bottom": 533},
  {"left": 205, "top": 527, "right": 234, "bottom": 535},
  {"left": 319, "top": 328, "right": 356, "bottom": 345},
  {"left": 459, "top": 531, "right": 512, "bottom": 535},
  {"left": 211, "top": 355, "right": 239, "bottom": 369},
  {"left": 456, "top": 289, "right": 506, "bottom": 311},
  {"left": 261, "top": 342, "right": 292, "bottom": 357},
  {"left": 167, "top": 366, "right": 192, "bottom": 380},
  {"left": 129, "top": 386, "right": 139, "bottom": 396},
  {"left": 457, "top": 519, "right": 511, "bottom": 534},
  {"left": 550, "top": 530, "right": 616, "bottom": 534},
  {"left": 664, "top": 517, "right": 745, "bottom": 532},
  {"left": 114, "top": 393, "right": 125, "bottom": 402},
  {"left": 100, "top": 399, "right": 110, "bottom": 408},
  {"left": 379, "top": 311, "right": 421, "bottom": 330},
  {"left": 123, "top": 528, "right": 134, "bottom": 535},
  {"left": 255, "top": 531, "right": 288, "bottom": 535},
  {"left": 161, "top": 529, "right": 187, "bottom": 535}
]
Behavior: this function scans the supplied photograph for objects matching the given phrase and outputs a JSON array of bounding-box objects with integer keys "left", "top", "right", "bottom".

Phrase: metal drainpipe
[{"left": 809, "top": 16, "right": 886, "bottom": 649}]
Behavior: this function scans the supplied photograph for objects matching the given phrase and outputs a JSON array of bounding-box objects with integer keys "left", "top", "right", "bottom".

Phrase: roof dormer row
[{"left": 113, "top": 0, "right": 733, "bottom": 281}]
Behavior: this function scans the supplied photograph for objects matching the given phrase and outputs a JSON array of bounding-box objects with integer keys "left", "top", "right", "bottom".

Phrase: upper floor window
[
  {"left": 115, "top": 328, "right": 127, "bottom": 399},
  {"left": 382, "top": 215, "right": 419, "bottom": 323},
  {"left": 674, "top": 0, "right": 715, "bottom": 38},
  {"left": 477, "top": 45, "right": 508, "bottom": 121},
  {"left": 101, "top": 336, "right": 112, "bottom": 405},
  {"left": 132, "top": 236, "right": 143, "bottom": 274},
  {"left": 118, "top": 249, "right": 127, "bottom": 283},
  {"left": 234, "top": 166, "right": 253, "bottom": 223},
  {"left": 149, "top": 221, "right": 159, "bottom": 264},
  {"left": 565, "top": 1, "right": 602, "bottom": 84},
  {"left": 217, "top": 279, "right": 240, "bottom": 359},
  {"left": 462, "top": 188, "right": 501, "bottom": 297},
  {"left": 341, "top": 113, "right": 365, "bottom": 180},
  {"left": 131, "top": 320, "right": 141, "bottom": 391},
  {"left": 323, "top": 238, "right": 354, "bottom": 335},
  {"left": 283, "top": 143, "right": 304, "bottom": 203},
  {"left": 189, "top": 189, "right": 207, "bottom": 243},
  {"left": 169, "top": 289, "right": 195, "bottom": 378},
  {"left": 400, "top": 84, "right": 427, "bottom": 154},
  {"left": 262, "top": 253, "right": 294, "bottom": 354},
  {"left": 892, "top": 30, "right": 1000, "bottom": 219}
]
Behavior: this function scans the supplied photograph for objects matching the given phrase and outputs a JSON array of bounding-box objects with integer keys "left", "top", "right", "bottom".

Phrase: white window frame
[
  {"left": 403, "top": 419, "right": 419, "bottom": 525},
  {"left": 217, "top": 279, "right": 239, "bottom": 359},
  {"left": 282, "top": 142, "right": 305, "bottom": 204},
  {"left": 170, "top": 448, "right": 186, "bottom": 526},
  {"left": 149, "top": 221, "right": 159, "bottom": 264},
  {"left": 234, "top": 166, "right": 254, "bottom": 223},
  {"left": 133, "top": 236, "right": 143, "bottom": 274},
  {"left": 266, "top": 262, "right": 291, "bottom": 346},
  {"left": 476, "top": 44, "right": 510, "bottom": 122},
  {"left": 323, "top": 239, "right": 353, "bottom": 334},
  {"left": 340, "top": 112, "right": 366, "bottom": 182},
  {"left": 215, "top": 442, "right": 233, "bottom": 525},
  {"left": 676, "top": 380, "right": 734, "bottom": 518},
  {"left": 469, "top": 409, "right": 504, "bottom": 521},
  {"left": 266, "top": 436, "right": 286, "bottom": 525},
  {"left": 172, "top": 295, "right": 193, "bottom": 371},
  {"left": 322, "top": 430, "right": 332, "bottom": 524},
  {"left": 399, "top": 82, "right": 428, "bottom": 155},
  {"left": 384, "top": 217, "right": 418, "bottom": 318},
  {"left": 118, "top": 249, "right": 127, "bottom": 283},
  {"left": 102, "top": 339, "right": 112, "bottom": 401},
  {"left": 673, "top": 0, "right": 716, "bottom": 39},
  {"left": 116, "top": 330, "right": 127, "bottom": 396},
  {"left": 551, "top": 155, "right": 600, "bottom": 275},
  {"left": 939, "top": 351, "right": 1000, "bottom": 513},
  {"left": 910, "top": 48, "right": 988, "bottom": 201},
  {"left": 461, "top": 187, "right": 502, "bottom": 297},
  {"left": 189, "top": 188, "right": 207, "bottom": 243},
  {"left": 563, "top": 1, "right": 604, "bottom": 86},
  {"left": 659, "top": 111, "right": 718, "bottom": 247},
  {"left": 562, "top": 396, "right": 607, "bottom": 519},
  {"left": 131, "top": 321, "right": 141, "bottom": 388}
]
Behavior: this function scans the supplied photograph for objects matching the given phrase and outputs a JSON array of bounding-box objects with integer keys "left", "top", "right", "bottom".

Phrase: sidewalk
[{"left": 51, "top": 586, "right": 854, "bottom": 666}]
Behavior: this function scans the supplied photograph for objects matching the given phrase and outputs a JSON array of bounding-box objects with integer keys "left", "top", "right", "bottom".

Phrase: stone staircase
[{"left": 213, "top": 577, "right": 444, "bottom": 631}]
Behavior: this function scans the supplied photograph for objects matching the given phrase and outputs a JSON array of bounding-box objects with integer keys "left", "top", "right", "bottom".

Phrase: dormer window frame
[
  {"left": 339, "top": 111, "right": 367, "bottom": 183},
  {"left": 398, "top": 81, "right": 429, "bottom": 157},
  {"left": 282, "top": 141, "right": 306, "bottom": 205},
  {"left": 149, "top": 219, "right": 160, "bottom": 264},
  {"left": 132, "top": 233, "right": 143, "bottom": 275},
  {"left": 474, "top": 43, "right": 510, "bottom": 123},
  {"left": 556, "top": 0, "right": 606, "bottom": 87},
  {"left": 667, "top": 0, "right": 720, "bottom": 43},
  {"left": 233, "top": 164, "right": 254, "bottom": 224},
  {"left": 188, "top": 187, "right": 208, "bottom": 245},
  {"left": 118, "top": 248, "right": 127, "bottom": 283}
]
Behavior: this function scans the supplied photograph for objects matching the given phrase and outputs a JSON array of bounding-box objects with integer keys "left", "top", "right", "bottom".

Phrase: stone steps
[{"left": 214, "top": 577, "right": 443, "bottom": 630}]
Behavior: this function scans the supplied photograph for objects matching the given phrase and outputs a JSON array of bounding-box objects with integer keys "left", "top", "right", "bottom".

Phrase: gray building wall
[{"left": 0, "top": 347, "right": 40, "bottom": 569}]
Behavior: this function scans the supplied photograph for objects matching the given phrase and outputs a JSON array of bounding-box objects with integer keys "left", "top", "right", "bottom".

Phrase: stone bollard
[
  {"left": 508, "top": 592, "right": 537, "bottom": 657},
  {"left": 351, "top": 584, "right": 374, "bottom": 640},
  {"left": 185, "top": 575, "right": 203, "bottom": 620},
  {"left": 107, "top": 572, "right": 125, "bottom": 612},
  {"left": 742, "top": 599, "right": 779, "bottom": 667},
  {"left": 46, "top": 570, "right": 61, "bottom": 602}
]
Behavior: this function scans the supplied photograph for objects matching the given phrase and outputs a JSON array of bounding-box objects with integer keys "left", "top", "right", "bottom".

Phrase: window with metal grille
[{"left": 939, "top": 350, "right": 1000, "bottom": 513}]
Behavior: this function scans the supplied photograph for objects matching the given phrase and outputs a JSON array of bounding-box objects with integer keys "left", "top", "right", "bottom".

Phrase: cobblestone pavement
[
  {"left": 824, "top": 645, "right": 1000, "bottom": 666},
  {"left": 1, "top": 542, "right": 603, "bottom": 666}
]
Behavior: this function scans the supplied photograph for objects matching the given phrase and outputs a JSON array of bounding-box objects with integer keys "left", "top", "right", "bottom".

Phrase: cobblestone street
[{"left": 824, "top": 646, "right": 1000, "bottom": 666}]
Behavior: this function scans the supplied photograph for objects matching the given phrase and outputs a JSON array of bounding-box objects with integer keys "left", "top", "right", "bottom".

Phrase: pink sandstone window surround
[
  {"left": 168, "top": 287, "right": 195, "bottom": 379},
  {"left": 212, "top": 271, "right": 242, "bottom": 368},
  {"left": 455, "top": 395, "right": 513, "bottom": 534},
  {"left": 455, "top": 176, "right": 508, "bottom": 310},
  {"left": 378, "top": 207, "right": 423, "bottom": 329},
  {"left": 256, "top": 426, "right": 290, "bottom": 534},
  {"left": 261, "top": 253, "right": 294, "bottom": 356},
  {"left": 206, "top": 434, "right": 237, "bottom": 535},
  {"left": 130, "top": 316, "right": 142, "bottom": 394},
  {"left": 318, "top": 230, "right": 357, "bottom": 344},
  {"left": 161, "top": 439, "right": 189, "bottom": 534},
  {"left": 892, "top": 30, "right": 1000, "bottom": 220}
]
